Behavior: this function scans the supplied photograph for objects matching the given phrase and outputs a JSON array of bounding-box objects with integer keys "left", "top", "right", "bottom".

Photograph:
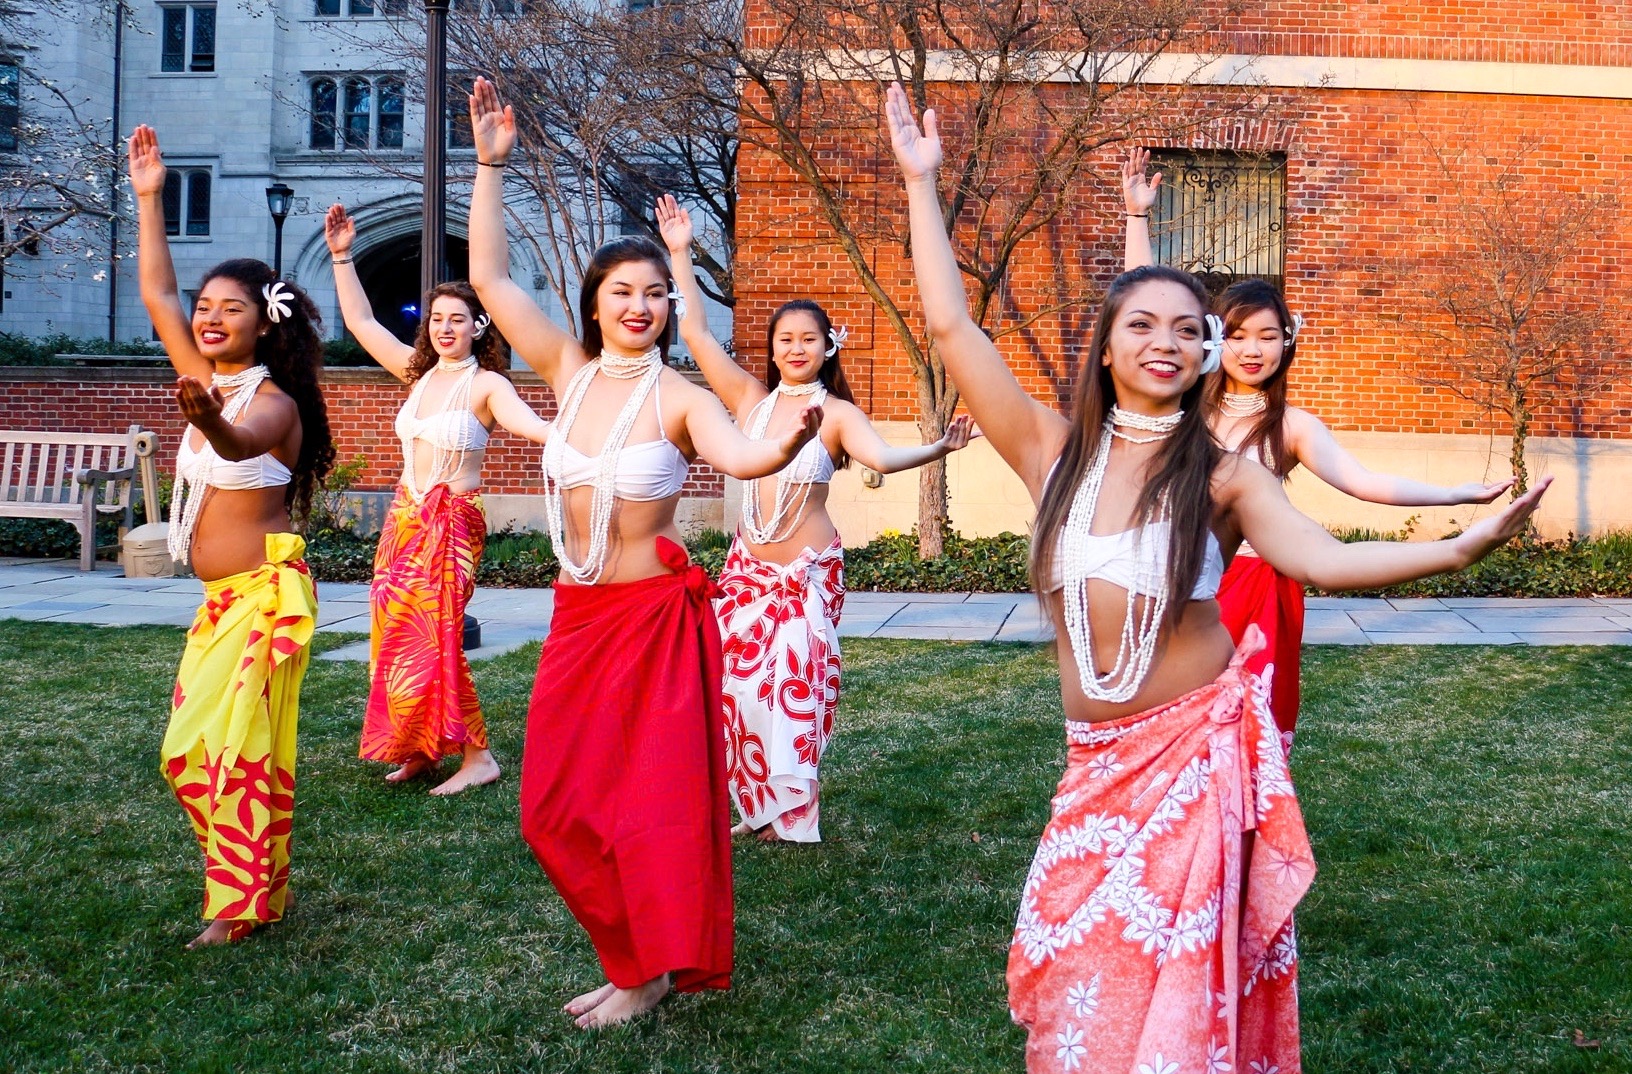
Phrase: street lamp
[{"left": 265, "top": 182, "right": 295, "bottom": 277}]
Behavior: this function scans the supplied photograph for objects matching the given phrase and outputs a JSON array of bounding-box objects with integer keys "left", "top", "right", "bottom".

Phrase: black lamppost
[
  {"left": 265, "top": 182, "right": 295, "bottom": 277},
  {"left": 422, "top": 0, "right": 450, "bottom": 297}
]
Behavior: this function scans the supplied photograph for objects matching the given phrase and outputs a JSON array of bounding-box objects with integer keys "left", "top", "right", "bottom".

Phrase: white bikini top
[
  {"left": 394, "top": 361, "right": 491, "bottom": 499},
  {"left": 544, "top": 373, "right": 689, "bottom": 502},
  {"left": 743, "top": 391, "right": 836, "bottom": 485},
  {"left": 395, "top": 394, "right": 490, "bottom": 454},
  {"left": 1043, "top": 522, "right": 1224, "bottom": 600},
  {"left": 174, "top": 430, "right": 292, "bottom": 491}
]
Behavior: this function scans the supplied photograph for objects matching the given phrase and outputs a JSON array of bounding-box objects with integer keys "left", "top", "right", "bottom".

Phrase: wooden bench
[{"left": 0, "top": 425, "right": 161, "bottom": 570}]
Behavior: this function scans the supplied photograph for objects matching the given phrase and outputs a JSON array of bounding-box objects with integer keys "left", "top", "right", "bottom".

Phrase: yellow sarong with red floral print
[
  {"left": 161, "top": 533, "right": 316, "bottom": 924},
  {"left": 360, "top": 484, "right": 487, "bottom": 764}
]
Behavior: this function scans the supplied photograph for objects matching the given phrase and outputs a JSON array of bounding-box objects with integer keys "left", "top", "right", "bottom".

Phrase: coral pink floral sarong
[
  {"left": 1007, "top": 628, "right": 1315, "bottom": 1074},
  {"left": 360, "top": 484, "right": 486, "bottom": 764},
  {"left": 718, "top": 535, "right": 844, "bottom": 842}
]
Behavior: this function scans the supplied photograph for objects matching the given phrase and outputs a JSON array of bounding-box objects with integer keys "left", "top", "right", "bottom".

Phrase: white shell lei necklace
[
  {"left": 1108, "top": 404, "right": 1183, "bottom": 445},
  {"left": 1059, "top": 409, "right": 1181, "bottom": 703},
  {"left": 168, "top": 364, "right": 273, "bottom": 562},
  {"left": 741, "top": 380, "right": 827, "bottom": 544},
  {"left": 1221, "top": 390, "right": 1268, "bottom": 417},
  {"left": 401, "top": 355, "right": 478, "bottom": 499},
  {"left": 540, "top": 347, "right": 663, "bottom": 584}
]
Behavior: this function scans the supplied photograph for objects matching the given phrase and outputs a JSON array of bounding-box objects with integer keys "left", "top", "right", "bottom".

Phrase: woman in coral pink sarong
[
  {"left": 326, "top": 206, "right": 554, "bottom": 797},
  {"left": 1120, "top": 150, "right": 1513, "bottom": 749},
  {"left": 888, "top": 84, "right": 1549, "bottom": 1074},
  {"left": 657, "top": 195, "right": 978, "bottom": 844}
]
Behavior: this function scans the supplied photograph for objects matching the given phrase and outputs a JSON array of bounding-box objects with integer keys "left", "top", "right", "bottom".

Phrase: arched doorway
[{"left": 354, "top": 234, "right": 472, "bottom": 343}]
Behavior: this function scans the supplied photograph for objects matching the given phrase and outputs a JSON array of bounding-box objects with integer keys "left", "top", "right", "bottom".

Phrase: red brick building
[{"left": 734, "top": 0, "right": 1632, "bottom": 538}]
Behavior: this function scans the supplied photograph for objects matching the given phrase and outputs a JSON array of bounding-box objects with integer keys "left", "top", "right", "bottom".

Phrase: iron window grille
[{"left": 1148, "top": 150, "right": 1286, "bottom": 292}]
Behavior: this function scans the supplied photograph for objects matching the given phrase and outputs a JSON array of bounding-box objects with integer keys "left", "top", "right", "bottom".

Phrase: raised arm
[
  {"left": 479, "top": 373, "right": 554, "bottom": 446},
  {"left": 655, "top": 194, "right": 761, "bottom": 415},
  {"left": 885, "top": 83, "right": 1065, "bottom": 498},
  {"left": 466, "top": 77, "right": 582, "bottom": 385},
  {"left": 1122, "top": 147, "right": 1160, "bottom": 272},
  {"left": 675, "top": 379, "right": 821, "bottom": 480},
  {"left": 834, "top": 405, "right": 978, "bottom": 474},
  {"left": 1226, "top": 457, "right": 1549, "bottom": 590},
  {"left": 1285, "top": 408, "right": 1515, "bottom": 506},
  {"left": 324, "top": 204, "right": 414, "bottom": 380},
  {"left": 128, "top": 125, "right": 210, "bottom": 381}
]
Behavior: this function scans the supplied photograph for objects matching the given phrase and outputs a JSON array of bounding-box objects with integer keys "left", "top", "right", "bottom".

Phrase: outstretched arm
[
  {"left": 836, "top": 407, "right": 979, "bottom": 474},
  {"left": 466, "top": 77, "right": 582, "bottom": 385},
  {"left": 480, "top": 374, "right": 554, "bottom": 445},
  {"left": 656, "top": 194, "right": 761, "bottom": 414},
  {"left": 128, "top": 125, "right": 209, "bottom": 381},
  {"left": 1228, "top": 457, "right": 1549, "bottom": 590},
  {"left": 884, "top": 83, "right": 1066, "bottom": 499},
  {"left": 1122, "top": 147, "right": 1160, "bottom": 272},
  {"left": 324, "top": 204, "right": 415, "bottom": 380},
  {"left": 1286, "top": 409, "right": 1515, "bottom": 506},
  {"left": 680, "top": 382, "right": 822, "bottom": 480},
  {"left": 175, "top": 378, "right": 295, "bottom": 461}
]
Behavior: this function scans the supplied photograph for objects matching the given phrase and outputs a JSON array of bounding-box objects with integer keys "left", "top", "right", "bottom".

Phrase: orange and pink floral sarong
[
  {"left": 1007, "top": 629, "right": 1315, "bottom": 1074},
  {"left": 718, "top": 535, "right": 844, "bottom": 842},
  {"left": 161, "top": 533, "right": 316, "bottom": 924},
  {"left": 360, "top": 485, "right": 486, "bottom": 764}
]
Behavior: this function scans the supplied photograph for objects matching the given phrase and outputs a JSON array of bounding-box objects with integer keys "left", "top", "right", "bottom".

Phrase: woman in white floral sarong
[{"left": 658, "top": 195, "right": 977, "bottom": 843}]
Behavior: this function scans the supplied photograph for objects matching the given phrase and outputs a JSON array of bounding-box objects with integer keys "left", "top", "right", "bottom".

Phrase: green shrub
[
  {"left": 322, "top": 337, "right": 376, "bottom": 367},
  {"left": 0, "top": 517, "right": 123, "bottom": 559},
  {"left": 0, "top": 333, "right": 162, "bottom": 367}
]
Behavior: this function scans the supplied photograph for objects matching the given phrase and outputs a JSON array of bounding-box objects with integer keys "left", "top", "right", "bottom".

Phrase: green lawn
[{"left": 1, "top": 623, "right": 1628, "bottom": 1073}]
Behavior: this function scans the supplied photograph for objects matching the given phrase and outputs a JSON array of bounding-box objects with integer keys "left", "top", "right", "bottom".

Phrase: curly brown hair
[{"left": 405, "top": 281, "right": 511, "bottom": 382}]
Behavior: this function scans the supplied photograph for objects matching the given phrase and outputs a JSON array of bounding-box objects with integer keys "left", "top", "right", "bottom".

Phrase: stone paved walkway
[{"left": 3, "top": 558, "right": 1629, "bottom": 661}]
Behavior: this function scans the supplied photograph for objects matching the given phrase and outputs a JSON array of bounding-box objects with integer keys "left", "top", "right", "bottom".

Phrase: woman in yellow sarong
[
  {"left": 324, "top": 205, "right": 553, "bottom": 796},
  {"left": 130, "top": 125, "right": 335, "bottom": 949}
]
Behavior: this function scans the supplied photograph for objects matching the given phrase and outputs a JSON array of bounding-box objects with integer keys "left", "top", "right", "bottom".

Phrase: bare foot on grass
[
  {"left": 730, "top": 821, "right": 754, "bottom": 838},
  {"left": 574, "top": 975, "right": 671, "bottom": 1029},
  {"left": 429, "top": 749, "right": 501, "bottom": 796},
  {"left": 384, "top": 756, "right": 433, "bottom": 784},
  {"left": 756, "top": 827, "right": 787, "bottom": 843},
  {"left": 185, "top": 918, "right": 258, "bottom": 950},
  {"left": 564, "top": 981, "right": 616, "bottom": 1017}
]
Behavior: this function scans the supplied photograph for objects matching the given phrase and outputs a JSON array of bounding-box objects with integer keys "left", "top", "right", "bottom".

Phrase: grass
[{"left": 0, "top": 625, "right": 1628, "bottom": 1073}]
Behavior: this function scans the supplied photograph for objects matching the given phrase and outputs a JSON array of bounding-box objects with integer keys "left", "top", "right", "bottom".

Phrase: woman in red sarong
[
  {"left": 888, "top": 84, "right": 1549, "bottom": 1073},
  {"left": 324, "top": 206, "right": 554, "bottom": 795},
  {"left": 466, "top": 78, "right": 821, "bottom": 1027},
  {"left": 1121, "top": 150, "right": 1512, "bottom": 746},
  {"left": 655, "top": 195, "right": 978, "bottom": 844}
]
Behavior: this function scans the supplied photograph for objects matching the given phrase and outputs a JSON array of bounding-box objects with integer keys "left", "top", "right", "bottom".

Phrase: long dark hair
[
  {"left": 1030, "top": 265, "right": 1220, "bottom": 625},
  {"left": 764, "top": 299, "right": 857, "bottom": 467},
  {"left": 406, "top": 281, "right": 510, "bottom": 382},
  {"left": 578, "top": 236, "right": 674, "bottom": 359},
  {"left": 198, "top": 258, "right": 335, "bottom": 523},
  {"left": 1206, "top": 279, "right": 1297, "bottom": 479}
]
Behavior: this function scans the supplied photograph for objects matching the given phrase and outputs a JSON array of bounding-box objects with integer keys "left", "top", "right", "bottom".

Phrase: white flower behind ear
[
  {"left": 1286, "top": 312, "right": 1305, "bottom": 343},
  {"left": 667, "top": 282, "right": 686, "bottom": 323},
  {"left": 262, "top": 281, "right": 294, "bottom": 324},
  {"left": 1201, "top": 314, "right": 1224, "bottom": 374},
  {"left": 473, "top": 313, "right": 492, "bottom": 339},
  {"left": 826, "top": 325, "right": 848, "bottom": 357}
]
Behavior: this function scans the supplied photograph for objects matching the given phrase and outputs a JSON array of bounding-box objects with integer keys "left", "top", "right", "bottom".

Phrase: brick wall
[
  {"left": 733, "top": 83, "right": 1632, "bottom": 442},
  {"left": 0, "top": 367, "right": 726, "bottom": 501}
]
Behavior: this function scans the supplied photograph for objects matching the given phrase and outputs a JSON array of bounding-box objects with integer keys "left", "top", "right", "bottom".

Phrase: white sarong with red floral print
[
  {"left": 717, "top": 535, "right": 844, "bottom": 842},
  {"left": 1007, "top": 627, "right": 1315, "bottom": 1074}
]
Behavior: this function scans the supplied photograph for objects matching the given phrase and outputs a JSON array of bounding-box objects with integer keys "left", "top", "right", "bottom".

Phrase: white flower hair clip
[
  {"left": 667, "top": 283, "right": 686, "bottom": 323},
  {"left": 1286, "top": 312, "right": 1305, "bottom": 343},
  {"left": 262, "top": 281, "right": 294, "bottom": 325},
  {"left": 826, "top": 325, "right": 848, "bottom": 358},
  {"left": 1201, "top": 314, "right": 1224, "bottom": 374},
  {"left": 472, "top": 313, "right": 492, "bottom": 340}
]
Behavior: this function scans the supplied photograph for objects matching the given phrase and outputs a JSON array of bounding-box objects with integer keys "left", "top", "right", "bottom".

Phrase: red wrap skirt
[
  {"left": 1217, "top": 554, "right": 1305, "bottom": 747},
  {"left": 519, "top": 537, "right": 733, "bottom": 992}
]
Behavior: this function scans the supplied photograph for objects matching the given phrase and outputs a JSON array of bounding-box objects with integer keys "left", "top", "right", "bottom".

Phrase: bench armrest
[{"left": 75, "top": 466, "right": 136, "bottom": 487}]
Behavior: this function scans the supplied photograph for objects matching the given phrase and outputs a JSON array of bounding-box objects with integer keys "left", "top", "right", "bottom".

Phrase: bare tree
[
  {"left": 681, "top": 0, "right": 1277, "bottom": 555},
  {"left": 1392, "top": 139, "right": 1627, "bottom": 496}
]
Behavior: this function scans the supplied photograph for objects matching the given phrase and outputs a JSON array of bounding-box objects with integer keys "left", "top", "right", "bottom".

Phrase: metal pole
[
  {"left": 421, "top": 0, "right": 450, "bottom": 298},
  {"left": 272, "top": 216, "right": 285, "bottom": 277},
  {"left": 107, "top": 0, "right": 125, "bottom": 342}
]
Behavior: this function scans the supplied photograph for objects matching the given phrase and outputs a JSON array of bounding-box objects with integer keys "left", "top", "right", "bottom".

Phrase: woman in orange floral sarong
[
  {"left": 888, "top": 85, "right": 1550, "bottom": 1073},
  {"left": 326, "top": 207, "right": 554, "bottom": 796},
  {"left": 1119, "top": 151, "right": 1512, "bottom": 750},
  {"left": 130, "top": 125, "right": 335, "bottom": 949},
  {"left": 656, "top": 196, "right": 977, "bottom": 843}
]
